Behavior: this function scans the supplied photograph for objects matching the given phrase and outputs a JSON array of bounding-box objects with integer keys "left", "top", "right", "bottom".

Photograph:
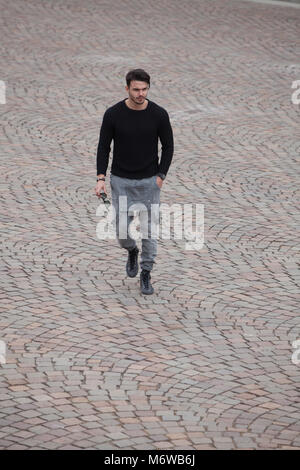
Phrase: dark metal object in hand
[{"left": 100, "top": 191, "right": 111, "bottom": 207}]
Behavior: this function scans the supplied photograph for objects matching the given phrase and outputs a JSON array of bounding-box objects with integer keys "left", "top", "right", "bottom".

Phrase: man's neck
[{"left": 125, "top": 98, "right": 148, "bottom": 111}]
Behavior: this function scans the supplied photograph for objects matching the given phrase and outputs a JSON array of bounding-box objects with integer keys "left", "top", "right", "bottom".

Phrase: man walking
[{"left": 95, "top": 69, "right": 174, "bottom": 295}]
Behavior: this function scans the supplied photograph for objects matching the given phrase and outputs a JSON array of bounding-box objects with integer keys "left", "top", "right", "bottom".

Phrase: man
[{"left": 95, "top": 69, "right": 174, "bottom": 295}]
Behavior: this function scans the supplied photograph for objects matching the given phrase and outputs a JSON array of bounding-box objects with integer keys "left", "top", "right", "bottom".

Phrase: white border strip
[{"left": 233, "top": 0, "right": 300, "bottom": 8}]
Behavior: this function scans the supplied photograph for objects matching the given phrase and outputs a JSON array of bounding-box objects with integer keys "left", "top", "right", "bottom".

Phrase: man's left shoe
[{"left": 140, "top": 269, "right": 154, "bottom": 295}]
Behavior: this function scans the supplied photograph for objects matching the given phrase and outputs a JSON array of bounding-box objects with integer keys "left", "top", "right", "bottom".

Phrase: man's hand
[
  {"left": 156, "top": 176, "right": 164, "bottom": 189},
  {"left": 95, "top": 180, "right": 107, "bottom": 198}
]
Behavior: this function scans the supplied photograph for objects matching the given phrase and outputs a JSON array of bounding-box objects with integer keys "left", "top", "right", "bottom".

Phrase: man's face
[{"left": 126, "top": 80, "right": 149, "bottom": 105}]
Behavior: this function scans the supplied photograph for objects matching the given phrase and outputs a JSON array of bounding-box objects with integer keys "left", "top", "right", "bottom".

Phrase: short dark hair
[{"left": 126, "top": 69, "right": 150, "bottom": 88}]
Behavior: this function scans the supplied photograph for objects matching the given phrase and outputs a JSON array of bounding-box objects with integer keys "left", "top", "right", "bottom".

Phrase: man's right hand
[{"left": 95, "top": 180, "right": 107, "bottom": 198}]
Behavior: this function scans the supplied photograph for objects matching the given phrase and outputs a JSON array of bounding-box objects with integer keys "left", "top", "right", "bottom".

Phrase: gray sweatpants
[{"left": 110, "top": 174, "right": 161, "bottom": 272}]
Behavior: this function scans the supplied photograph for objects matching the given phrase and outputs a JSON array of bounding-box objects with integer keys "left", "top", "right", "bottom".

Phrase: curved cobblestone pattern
[{"left": 0, "top": 0, "right": 299, "bottom": 450}]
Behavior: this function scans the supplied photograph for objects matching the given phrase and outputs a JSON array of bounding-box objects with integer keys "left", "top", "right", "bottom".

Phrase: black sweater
[{"left": 96, "top": 98, "right": 174, "bottom": 179}]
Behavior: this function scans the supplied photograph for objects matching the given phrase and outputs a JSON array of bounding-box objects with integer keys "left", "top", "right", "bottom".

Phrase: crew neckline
[{"left": 123, "top": 98, "right": 150, "bottom": 112}]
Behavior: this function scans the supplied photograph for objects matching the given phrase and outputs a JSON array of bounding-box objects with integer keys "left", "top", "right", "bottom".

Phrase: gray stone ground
[{"left": 0, "top": 0, "right": 299, "bottom": 450}]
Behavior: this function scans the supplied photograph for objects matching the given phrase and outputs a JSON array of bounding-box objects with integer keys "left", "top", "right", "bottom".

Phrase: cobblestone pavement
[{"left": 0, "top": 0, "right": 300, "bottom": 450}]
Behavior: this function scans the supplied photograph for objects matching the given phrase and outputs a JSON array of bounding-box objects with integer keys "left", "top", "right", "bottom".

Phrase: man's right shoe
[{"left": 126, "top": 246, "right": 139, "bottom": 277}]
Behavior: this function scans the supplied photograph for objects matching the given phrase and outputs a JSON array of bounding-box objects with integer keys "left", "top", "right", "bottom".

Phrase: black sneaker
[
  {"left": 140, "top": 269, "right": 154, "bottom": 295},
  {"left": 126, "top": 247, "right": 139, "bottom": 277}
]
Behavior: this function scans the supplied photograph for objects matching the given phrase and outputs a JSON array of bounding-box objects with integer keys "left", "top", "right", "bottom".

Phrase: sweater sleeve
[
  {"left": 96, "top": 109, "right": 114, "bottom": 176},
  {"left": 158, "top": 109, "right": 174, "bottom": 176}
]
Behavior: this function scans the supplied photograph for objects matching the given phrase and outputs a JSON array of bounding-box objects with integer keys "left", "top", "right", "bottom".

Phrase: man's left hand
[{"left": 156, "top": 176, "right": 164, "bottom": 189}]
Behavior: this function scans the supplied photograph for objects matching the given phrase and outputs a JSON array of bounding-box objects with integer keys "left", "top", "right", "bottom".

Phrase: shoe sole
[
  {"left": 127, "top": 270, "right": 138, "bottom": 278},
  {"left": 140, "top": 289, "right": 154, "bottom": 295}
]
